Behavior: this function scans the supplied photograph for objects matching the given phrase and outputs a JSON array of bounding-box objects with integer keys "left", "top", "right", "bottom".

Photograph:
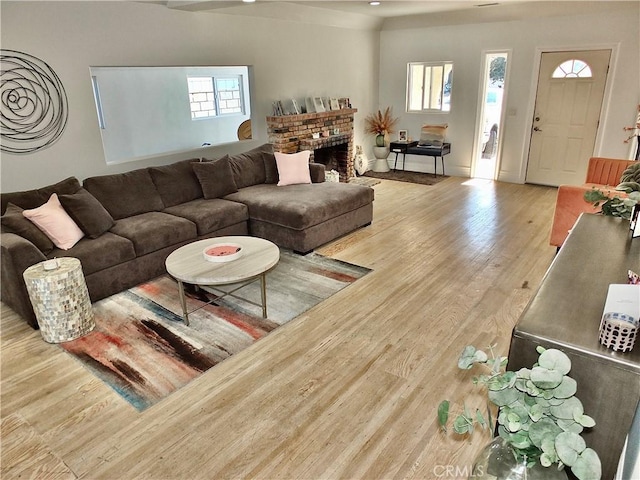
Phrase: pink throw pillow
[
  {"left": 275, "top": 151, "right": 312, "bottom": 186},
  {"left": 23, "top": 193, "right": 84, "bottom": 250}
]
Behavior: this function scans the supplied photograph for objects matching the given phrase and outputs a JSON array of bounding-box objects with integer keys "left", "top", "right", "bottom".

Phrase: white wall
[
  {"left": 379, "top": 5, "right": 640, "bottom": 182},
  {"left": 0, "top": 1, "right": 379, "bottom": 191}
]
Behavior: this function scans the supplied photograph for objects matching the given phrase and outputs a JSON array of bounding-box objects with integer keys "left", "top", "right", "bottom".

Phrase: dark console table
[
  {"left": 406, "top": 142, "right": 451, "bottom": 176},
  {"left": 390, "top": 140, "right": 418, "bottom": 171},
  {"left": 389, "top": 141, "right": 451, "bottom": 176},
  {"left": 507, "top": 214, "right": 640, "bottom": 480}
]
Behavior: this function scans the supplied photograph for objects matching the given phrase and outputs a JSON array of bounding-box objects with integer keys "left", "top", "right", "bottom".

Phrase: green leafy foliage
[
  {"left": 437, "top": 400, "right": 449, "bottom": 432},
  {"left": 438, "top": 345, "right": 602, "bottom": 480},
  {"left": 584, "top": 187, "right": 640, "bottom": 220}
]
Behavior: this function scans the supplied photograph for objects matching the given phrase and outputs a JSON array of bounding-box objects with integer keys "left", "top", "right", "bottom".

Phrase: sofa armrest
[
  {"left": 549, "top": 184, "right": 624, "bottom": 248},
  {"left": 309, "top": 163, "right": 325, "bottom": 183},
  {"left": 0, "top": 232, "right": 47, "bottom": 328}
]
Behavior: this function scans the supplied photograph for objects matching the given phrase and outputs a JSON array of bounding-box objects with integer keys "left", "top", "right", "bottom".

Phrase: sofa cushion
[
  {"left": 227, "top": 143, "right": 273, "bottom": 188},
  {"left": 22, "top": 193, "right": 85, "bottom": 250},
  {"left": 418, "top": 124, "right": 448, "bottom": 146},
  {"left": 275, "top": 151, "right": 312, "bottom": 186},
  {"left": 264, "top": 151, "right": 279, "bottom": 184},
  {"left": 192, "top": 157, "right": 238, "bottom": 199},
  {"left": 109, "top": 212, "right": 197, "bottom": 256},
  {"left": 59, "top": 188, "right": 115, "bottom": 239},
  {"left": 224, "top": 182, "right": 374, "bottom": 231},
  {"left": 47, "top": 232, "right": 136, "bottom": 276},
  {"left": 83, "top": 169, "right": 164, "bottom": 220},
  {"left": 149, "top": 159, "right": 203, "bottom": 207},
  {"left": 1, "top": 176, "right": 81, "bottom": 214},
  {"left": 163, "top": 198, "right": 248, "bottom": 236},
  {"left": 1, "top": 203, "right": 55, "bottom": 254},
  {"left": 585, "top": 157, "right": 635, "bottom": 186}
]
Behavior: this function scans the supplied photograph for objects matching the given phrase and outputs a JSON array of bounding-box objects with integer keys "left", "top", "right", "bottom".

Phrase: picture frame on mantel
[
  {"left": 329, "top": 98, "right": 340, "bottom": 111},
  {"left": 282, "top": 98, "right": 299, "bottom": 115},
  {"left": 338, "top": 97, "right": 350, "bottom": 109},
  {"left": 305, "top": 97, "right": 315, "bottom": 114},
  {"left": 291, "top": 98, "right": 300, "bottom": 115},
  {"left": 313, "top": 97, "right": 325, "bottom": 113}
]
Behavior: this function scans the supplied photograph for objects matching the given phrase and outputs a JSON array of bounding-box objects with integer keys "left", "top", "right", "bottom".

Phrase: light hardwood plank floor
[{"left": 1, "top": 177, "right": 558, "bottom": 479}]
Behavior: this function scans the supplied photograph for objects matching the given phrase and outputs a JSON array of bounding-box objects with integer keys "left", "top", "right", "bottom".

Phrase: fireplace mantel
[{"left": 266, "top": 109, "right": 357, "bottom": 181}]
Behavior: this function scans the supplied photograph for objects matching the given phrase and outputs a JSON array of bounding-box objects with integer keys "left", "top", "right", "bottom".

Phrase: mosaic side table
[{"left": 23, "top": 257, "right": 95, "bottom": 343}]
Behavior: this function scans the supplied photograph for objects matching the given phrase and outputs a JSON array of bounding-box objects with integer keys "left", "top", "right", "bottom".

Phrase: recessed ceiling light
[
  {"left": 243, "top": 0, "right": 256, "bottom": 3},
  {"left": 369, "top": 1, "right": 381, "bottom": 6}
]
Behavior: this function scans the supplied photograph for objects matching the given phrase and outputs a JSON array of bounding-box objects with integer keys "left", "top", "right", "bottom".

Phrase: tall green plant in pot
[{"left": 438, "top": 345, "right": 601, "bottom": 480}]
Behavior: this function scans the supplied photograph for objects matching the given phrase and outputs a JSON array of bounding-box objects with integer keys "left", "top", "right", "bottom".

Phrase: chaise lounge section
[{"left": 1, "top": 143, "right": 374, "bottom": 328}]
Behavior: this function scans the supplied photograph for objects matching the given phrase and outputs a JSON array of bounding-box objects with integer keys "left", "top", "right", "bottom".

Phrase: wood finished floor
[{"left": 1, "top": 177, "right": 558, "bottom": 480}]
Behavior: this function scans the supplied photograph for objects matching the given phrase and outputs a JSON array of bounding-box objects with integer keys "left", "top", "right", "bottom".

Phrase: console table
[
  {"left": 389, "top": 141, "right": 452, "bottom": 176},
  {"left": 389, "top": 140, "right": 418, "bottom": 171},
  {"left": 507, "top": 214, "right": 640, "bottom": 480},
  {"left": 406, "top": 142, "right": 451, "bottom": 177}
]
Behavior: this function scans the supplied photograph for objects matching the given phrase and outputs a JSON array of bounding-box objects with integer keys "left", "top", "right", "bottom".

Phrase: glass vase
[{"left": 470, "top": 437, "right": 568, "bottom": 480}]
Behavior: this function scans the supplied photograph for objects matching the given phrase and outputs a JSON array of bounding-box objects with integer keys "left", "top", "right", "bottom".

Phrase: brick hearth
[{"left": 266, "top": 109, "right": 357, "bottom": 182}]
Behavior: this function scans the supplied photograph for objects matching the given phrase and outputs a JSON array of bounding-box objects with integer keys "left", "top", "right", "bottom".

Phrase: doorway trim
[
  {"left": 471, "top": 49, "right": 512, "bottom": 180},
  {"left": 518, "top": 43, "right": 620, "bottom": 184}
]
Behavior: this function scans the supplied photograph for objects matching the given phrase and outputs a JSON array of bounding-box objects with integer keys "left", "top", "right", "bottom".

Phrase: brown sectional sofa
[{"left": 1, "top": 144, "right": 374, "bottom": 328}]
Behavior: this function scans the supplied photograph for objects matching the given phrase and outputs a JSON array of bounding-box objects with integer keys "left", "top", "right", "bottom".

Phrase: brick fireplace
[{"left": 266, "top": 108, "right": 357, "bottom": 182}]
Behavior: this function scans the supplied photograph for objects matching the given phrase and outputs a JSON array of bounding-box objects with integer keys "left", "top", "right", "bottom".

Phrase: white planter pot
[{"left": 372, "top": 146, "right": 390, "bottom": 172}]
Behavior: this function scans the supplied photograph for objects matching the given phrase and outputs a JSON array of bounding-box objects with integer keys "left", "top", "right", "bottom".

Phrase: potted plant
[
  {"left": 364, "top": 106, "right": 399, "bottom": 146},
  {"left": 438, "top": 345, "right": 601, "bottom": 480},
  {"left": 364, "top": 107, "right": 398, "bottom": 172}
]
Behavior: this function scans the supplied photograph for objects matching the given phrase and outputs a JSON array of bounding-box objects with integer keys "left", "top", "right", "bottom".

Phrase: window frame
[
  {"left": 187, "top": 74, "right": 245, "bottom": 120},
  {"left": 406, "top": 61, "right": 453, "bottom": 113},
  {"left": 551, "top": 59, "right": 593, "bottom": 79}
]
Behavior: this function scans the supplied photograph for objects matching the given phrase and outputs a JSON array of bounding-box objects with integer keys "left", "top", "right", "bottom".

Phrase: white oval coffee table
[{"left": 165, "top": 236, "right": 280, "bottom": 325}]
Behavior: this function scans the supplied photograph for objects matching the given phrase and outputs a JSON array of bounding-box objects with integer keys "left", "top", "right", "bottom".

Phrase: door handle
[{"left": 533, "top": 126, "right": 542, "bottom": 132}]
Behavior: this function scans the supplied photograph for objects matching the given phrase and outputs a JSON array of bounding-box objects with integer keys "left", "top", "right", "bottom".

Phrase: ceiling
[
  {"left": 165, "top": 0, "right": 509, "bottom": 18},
  {"left": 162, "top": 1, "right": 637, "bottom": 29},
  {"left": 275, "top": 1, "right": 524, "bottom": 18}
]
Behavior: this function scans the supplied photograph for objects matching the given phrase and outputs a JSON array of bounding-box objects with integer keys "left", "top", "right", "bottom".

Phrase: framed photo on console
[{"left": 398, "top": 130, "right": 408, "bottom": 142}]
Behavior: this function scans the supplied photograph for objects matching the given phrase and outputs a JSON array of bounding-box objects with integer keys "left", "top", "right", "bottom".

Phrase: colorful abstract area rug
[{"left": 60, "top": 251, "right": 370, "bottom": 411}]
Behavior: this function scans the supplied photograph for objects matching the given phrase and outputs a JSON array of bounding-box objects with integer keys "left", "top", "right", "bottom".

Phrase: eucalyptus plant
[
  {"left": 584, "top": 162, "right": 640, "bottom": 219},
  {"left": 438, "top": 345, "right": 602, "bottom": 480},
  {"left": 584, "top": 188, "right": 640, "bottom": 219}
]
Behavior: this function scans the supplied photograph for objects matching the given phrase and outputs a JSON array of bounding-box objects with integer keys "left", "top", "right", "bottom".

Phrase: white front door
[{"left": 525, "top": 49, "right": 610, "bottom": 186}]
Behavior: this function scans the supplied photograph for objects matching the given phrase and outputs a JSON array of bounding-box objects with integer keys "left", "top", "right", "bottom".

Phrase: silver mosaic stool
[{"left": 23, "top": 257, "right": 95, "bottom": 343}]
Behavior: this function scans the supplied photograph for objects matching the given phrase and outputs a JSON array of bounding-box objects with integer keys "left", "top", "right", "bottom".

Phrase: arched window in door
[{"left": 552, "top": 59, "right": 593, "bottom": 78}]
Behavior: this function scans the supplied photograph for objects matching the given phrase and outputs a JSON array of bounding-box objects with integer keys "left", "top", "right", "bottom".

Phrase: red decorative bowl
[{"left": 203, "top": 243, "right": 243, "bottom": 263}]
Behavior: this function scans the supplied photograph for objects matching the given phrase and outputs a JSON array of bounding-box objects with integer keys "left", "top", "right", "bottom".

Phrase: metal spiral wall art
[{"left": 1, "top": 49, "right": 69, "bottom": 154}]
